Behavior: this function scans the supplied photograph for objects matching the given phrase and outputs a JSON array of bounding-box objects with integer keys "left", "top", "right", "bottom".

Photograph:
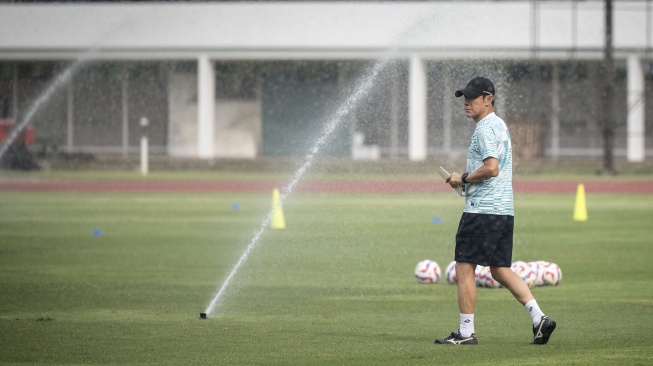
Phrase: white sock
[
  {"left": 525, "top": 299, "right": 545, "bottom": 326},
  {"left": 459, "top": 313, "right": 475, "bottom": 337}
]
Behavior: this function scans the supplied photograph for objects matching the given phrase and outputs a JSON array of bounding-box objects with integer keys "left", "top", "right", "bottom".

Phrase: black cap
[{"left": 455, "top": 77, "right": 495, "bottom": 98}]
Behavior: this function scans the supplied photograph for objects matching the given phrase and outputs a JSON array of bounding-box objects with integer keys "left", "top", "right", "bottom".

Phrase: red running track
[{"left": 0, "top": 179, "right": 652, "bottom": 194}]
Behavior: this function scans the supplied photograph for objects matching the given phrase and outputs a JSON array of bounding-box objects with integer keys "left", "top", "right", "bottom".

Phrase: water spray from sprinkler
[
  {"left": 0, "top": 63, "right": 85, "bottom": 160},
  {"left": 0, "top": 18, "right": 135, "bottom": 161},
  {"left": 200, "top": 10, "right": 444, "bottom": 318}
]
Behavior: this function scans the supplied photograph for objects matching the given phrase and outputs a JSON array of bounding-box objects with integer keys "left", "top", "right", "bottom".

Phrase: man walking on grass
[{"left": 435, "top": 77, "right": 556, "bottom": 345}]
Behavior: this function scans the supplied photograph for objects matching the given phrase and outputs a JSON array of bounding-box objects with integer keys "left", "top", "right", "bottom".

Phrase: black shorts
[{"left": 454, "top": 212, "right": 514, "bottom": 267}]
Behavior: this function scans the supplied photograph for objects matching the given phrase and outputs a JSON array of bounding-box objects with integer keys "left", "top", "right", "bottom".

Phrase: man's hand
[
  {"left": 447, "top": 158, "right": 499, "bottom": 188},
  {"left": 446, "top": 172, "right": 464, "bottom": 188}
]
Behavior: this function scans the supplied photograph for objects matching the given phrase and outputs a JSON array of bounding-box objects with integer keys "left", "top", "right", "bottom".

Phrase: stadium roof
[{"left": 0, "top": 1, "right": 650, "bottom": 61}]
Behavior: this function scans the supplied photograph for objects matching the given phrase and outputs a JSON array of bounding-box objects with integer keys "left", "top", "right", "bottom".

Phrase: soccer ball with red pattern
[
  {"left": 540, "top": 262, "right": 562, "bottom": 286},
  {"left": 528, "top": 261, "right": 548, "bottom": 287},
  {"left": 474, "top": 265, "right": 503, "bottom": 288},
  {"left": 481, "top": 266, "right": 503, "bottom": 288},
  {"left": 474, "top": 265, "right": 487, "bottom": 287},
  {"left": 414, "top": 260, "right": 441, "bottom": 284},
  {"left": 445, "top": 261, "right": 457, "bottom": 284},
  {"left": 511, "top": 260, "right": 537, "bottom": 288}
]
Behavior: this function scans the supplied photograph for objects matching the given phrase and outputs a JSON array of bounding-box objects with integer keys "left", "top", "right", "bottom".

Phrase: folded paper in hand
[{"left": 438, "top": 166, "right": 465, "bottom": 196}]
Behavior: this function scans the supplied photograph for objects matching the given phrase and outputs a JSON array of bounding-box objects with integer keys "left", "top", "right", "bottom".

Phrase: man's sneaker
[
  {"left": 532, "top": 315, "right": 556, "bottom": 345},
  {"left": 435, "top": 331, "right": 478, "bottom": 345}
]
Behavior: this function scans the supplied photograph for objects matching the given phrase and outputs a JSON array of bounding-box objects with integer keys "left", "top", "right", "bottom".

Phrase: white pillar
[
  {"left": 140, "top": 136, "right": 149, "bottom": 176},
  {"left": 409, "top": 55, "right": 427, "bottom": 161},
  {"left": 11, "top": 64, "right": 18, "bottom": 119},
  {"left": 627, "top": 55, "right": 645, "bottom": 162},
  {"left": 140, "top": 117, "right": 149, "bottom": 176},
  {"left": 121, "top": 65, "right": 129, "bottom": 157},
  {"left": 390, "top": 65, "right": 399, "bottom": 159},
  {"left": 198, "top": 54, "right": 215, "bottom": 159},
  {"left": 550, "top": 63, "right": 561, "bottom": 161},
  {"left": 66, "top": 77, "right": 74, "bottom": 153},
  {"left": 442, "top": 71, "right": 453, "bottom": 159}
]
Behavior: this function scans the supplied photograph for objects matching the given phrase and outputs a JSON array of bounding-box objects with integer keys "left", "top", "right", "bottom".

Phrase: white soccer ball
[
  {"left": 445, "top": 261, "right": 457, "bottom": 284},
  {"left": 511, "top": 260, "right": 537, "bottom": 288},
  {"left": 528, "top": 260, "right": 548, "bottom": 287},
  {"left": 484, "top": 274, "right": 502, "bottom": 288},
  {"left": 483, "top": 267, "right": 503, "bottom": 288},
  {"left": 475, "top": 265, "right": 488, "bottom": 287},
  {"left": 540, "top": 262, "right": 562, "bottom": 286},
  {"left": 414, "top": 259, "right": 441, "bottom": 284},
  {"left": 473, "top": 266, "right": 502, "bottom": 288}
]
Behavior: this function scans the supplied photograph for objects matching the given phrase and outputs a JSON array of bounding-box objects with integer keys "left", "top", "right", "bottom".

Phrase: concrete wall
[
  {"left": 215, "top": 100, "right": 260, "bottom": 159},
  {"left": 167, "top": 70, "right": 261, "bottom": 158},
  {"left": 167, "top": 72, "right": 197, "bottom": 158}
]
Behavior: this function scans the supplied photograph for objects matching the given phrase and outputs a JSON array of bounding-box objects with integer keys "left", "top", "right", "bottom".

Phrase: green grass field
[{"left": 1, "top": 188, "right": 652, "bottom": 365}]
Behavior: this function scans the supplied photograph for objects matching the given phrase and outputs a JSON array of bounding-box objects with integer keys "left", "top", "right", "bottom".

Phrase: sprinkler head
[{"left": 200, "top": 312, "right": 207, "bottom": 319}]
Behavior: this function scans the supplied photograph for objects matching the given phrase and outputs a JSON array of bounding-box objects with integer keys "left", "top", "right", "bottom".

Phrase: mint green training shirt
[{"left": 463, "top": 112, "right": 514, "bottom": 216}]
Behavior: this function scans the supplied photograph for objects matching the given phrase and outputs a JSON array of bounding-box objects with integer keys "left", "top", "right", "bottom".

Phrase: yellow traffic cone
[
  {"left": 271, "top": 188, "right": 286, "bottom": 229},
  {"left": 573, "top": 183, "right": 588, "bottom": 222}
]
